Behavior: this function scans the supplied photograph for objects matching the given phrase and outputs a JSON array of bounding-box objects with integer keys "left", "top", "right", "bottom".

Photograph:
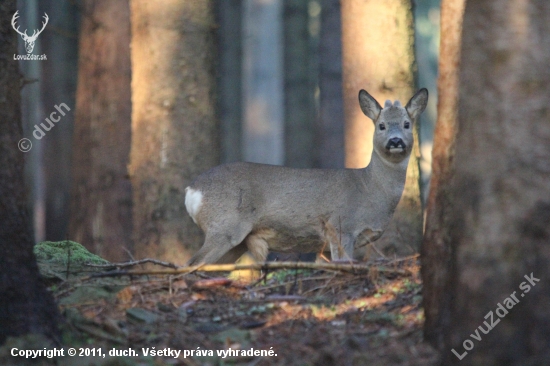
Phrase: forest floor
[{"left": 8, "top": 242, "right": 441, "bottom": 366}]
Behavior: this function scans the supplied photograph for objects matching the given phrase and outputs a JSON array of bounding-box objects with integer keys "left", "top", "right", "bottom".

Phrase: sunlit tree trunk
[
  {"left": 69, "top": 0, "right": 133, "bottom": 262},
  {"left": 441, "top": 1, "right": 550, "bottom": 364},
  {"left": 129, "top": 0, "right": 219, "bottom": 263},
  {"left": 341, "top": 0, "right": 422, "bottom": 257},
  {"left": 0, "top": 0, "right": 58, "bottom": 343},
  {"left": 421, "top": 0, "right": 465, "bottom": 350}
]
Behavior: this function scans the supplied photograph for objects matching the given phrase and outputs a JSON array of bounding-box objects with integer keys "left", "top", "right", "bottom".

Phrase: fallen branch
[
  {"left": 87, "top": 261, "right": 411, "bottom": 279},
  {"left": 85, "top": 258, "right": 179, "bottom": 269}
]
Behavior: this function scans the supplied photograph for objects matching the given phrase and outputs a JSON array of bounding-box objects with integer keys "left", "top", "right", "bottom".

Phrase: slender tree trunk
[
  {"left": 68, "top": 0, "right": 133, "bottom": 262},
  {"left": 0, "top": 0, "right": 59, "bottom": 343},
  {"left": 268, "top": 0, "right": 320, "bottom": 262},
  {"left": 242, "top": 0, "right": 284, "bottom": 165},
  {"left": 39, "top": 0, "right": 79, "bottom": 241},
  {"left": 315, "top": 0, "right": 344, "bottom": 169},
  {"left": 421, "top": 0, "right": 465, "bottom": 350},
  {"left": 341, "top": 0, "right": 423, "bottom": 257},
  {"left": 129, "top": 0, "right": 219, "bottom": 263},
  {"left": 441, "top": 1, "right": 550, "bottom": 364},
  {"left": 283, "top": 0, "right": 315, "bottom": 168},
  {"left": 217, "top": 0, "right": 243, "bottom": 164},
  {"left": 19, "top": 0, "right": 46, "bottom": 242}
]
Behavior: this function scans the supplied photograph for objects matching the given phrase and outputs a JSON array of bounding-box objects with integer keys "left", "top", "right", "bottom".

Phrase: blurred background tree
[
  {"left": 68, "top": 0, "right": 133, "bottom": 262},
  {"left": 39, "top": 0, "right": 78, "bottom": 242},
  {"left": 129, "top": 0, "right": 219, "bottom": 263},
  {"left": 315, "top": 0, "right": 345, "bottom": 169}
]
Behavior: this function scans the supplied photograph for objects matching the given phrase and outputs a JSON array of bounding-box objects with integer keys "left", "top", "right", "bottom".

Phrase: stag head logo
[{"left": 11, "top": 11, "right": 49, "bottom": 54}]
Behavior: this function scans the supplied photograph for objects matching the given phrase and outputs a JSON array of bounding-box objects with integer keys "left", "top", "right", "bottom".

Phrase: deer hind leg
[
  {"left": 187, "top": 223, "right": 252, "bottom": 265},
  {"left": 244, "top": 229, "right": 272, "bottom": 262}
]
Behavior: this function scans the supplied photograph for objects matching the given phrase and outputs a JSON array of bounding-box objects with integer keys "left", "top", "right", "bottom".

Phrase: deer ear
[
  {"left": 405, "top": 88, "right": 429, "bottom": 120},
  {"left": 358, "top": 90, "right": 382, "bottom": 122}
]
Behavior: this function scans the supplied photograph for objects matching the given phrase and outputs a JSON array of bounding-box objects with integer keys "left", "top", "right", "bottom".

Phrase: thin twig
[
  {"left": 369, "top": 243, "right": 387, "bottom": 258},
  {"left": 122, "top": 246, "right": 135, "bottom": 261},
  {"left": 319, "top": 253, "right": 330, "bottom": 262},
  {"left": 247, "top": 272, "right": 268, "bottom": 288},
  {"left": 387, "top": 254, "right": 419, "bottom": 265}
]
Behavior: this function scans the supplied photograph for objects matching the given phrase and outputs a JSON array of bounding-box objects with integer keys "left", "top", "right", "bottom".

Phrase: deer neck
[{"left": 360, "top": 148, "right": 410, "bottom": 199}]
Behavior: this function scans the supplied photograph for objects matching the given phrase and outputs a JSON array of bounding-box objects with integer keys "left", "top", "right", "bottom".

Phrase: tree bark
[
  {"left": 315, "top": 0, "right": 345, "bottom": 169},
  {"left": 441, "top": 1, "right": 550, "bottom": 364},
  {"left": 68, "top": 0, "right": 133, "bottom": 262},
  {"left": 19, "top": 0, "right": 46, "bottom": 242},
  {"left": 40, "top": 0, "right": 79, "bottom": 241},
  {"left": 283, "top": 0, "right": 315, "bottom": 168},
  {"left": 217, "top": 0, "right": 243, "bottom": 164},
  {"left": 242, "top": 0, "right": 284, "bottom": 165},
  {"left": 0, "top": 0, "right": 59, "bottom": 344},
  {"left": 421, "top": 0, "right": 465, "bottom": 350},
  {"left": 341, "top": 0, "right": 423, "bottom": 257},
  {"left": 129, "top": 0, "right": 219, "bottom": 263}
]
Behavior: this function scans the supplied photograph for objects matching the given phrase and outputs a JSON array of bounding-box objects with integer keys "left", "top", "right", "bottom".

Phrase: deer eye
[
  {"left": 379, "top": 123, "right": 386, "bottom": 131},
  {"left": 404, "top": 121, "right": 410, "bottom": 129}
]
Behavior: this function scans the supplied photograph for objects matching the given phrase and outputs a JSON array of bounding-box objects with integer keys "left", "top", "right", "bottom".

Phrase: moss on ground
[{"left": 34, "top": 240, "right": 108, "bottom": 265}]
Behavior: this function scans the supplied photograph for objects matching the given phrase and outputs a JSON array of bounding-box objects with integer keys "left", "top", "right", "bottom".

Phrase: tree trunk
[
  {"left": 217, "top": 0, "right": 243, "bottom": 164},
  {"left": 283, "top": 0, "right": 315, "bottom": 168},
  {"left": 341, "top": 0, "right": 423, "bottom": 257},
  {"left": 0, "top": 0, "right": 59, "bottom": 344},
  {"left": 40, "top": 0, "right": 79, "bottom": 241},
  {"left": 315, "top": 0, "right": 345, "bottom": 169},
  {"left": 129, "top": 0, "right": 219, "bottom": 263},
  {"left": 68, "top": 0, "right": 133, "bottom": 262},
  {"left": 441, "top": 1, "right": 550, "bottom": 364},
  {"left": 421, "top": 0, "right": 465, "bottom": 350},
  {"left": 19, "top": 0, "right": 46, "bottom": 242},
  {"left": 242, "top": 0, "right": 284, "bottom": 165}
]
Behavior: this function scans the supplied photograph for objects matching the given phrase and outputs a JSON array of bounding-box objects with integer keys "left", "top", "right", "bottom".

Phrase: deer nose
[{"left": 386, "top": 137, "right": 405, "bottom": 150}]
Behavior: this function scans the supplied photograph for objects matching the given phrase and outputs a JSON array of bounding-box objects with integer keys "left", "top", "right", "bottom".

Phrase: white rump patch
[{"left": 184, "top": 187, "right": 203, "bottom": 224}]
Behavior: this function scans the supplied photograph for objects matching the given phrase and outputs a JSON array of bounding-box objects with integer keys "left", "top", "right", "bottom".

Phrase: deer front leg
[{"left": 329, "top": 233, "right": 355, "bottom": 261}]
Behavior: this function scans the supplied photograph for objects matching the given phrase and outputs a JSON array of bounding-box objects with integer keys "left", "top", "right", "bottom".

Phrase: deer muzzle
[{"left": 386, "top": 137, "right": 406, "bottom": 153}]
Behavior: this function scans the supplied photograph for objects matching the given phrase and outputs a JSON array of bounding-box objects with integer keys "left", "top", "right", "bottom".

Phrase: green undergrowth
[
  {"left": 34, "top": 241, "right": 109, "bottom": 282},
  {"left": 34, "top": 241, "right": 108, "bottom": 265}
]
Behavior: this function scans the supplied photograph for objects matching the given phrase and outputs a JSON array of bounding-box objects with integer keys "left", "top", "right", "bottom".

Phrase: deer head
[{"left": 11, "top": 11, "right": 49, "bottom": 54}]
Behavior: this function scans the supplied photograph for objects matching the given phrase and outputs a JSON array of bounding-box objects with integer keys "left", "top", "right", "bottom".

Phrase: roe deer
[{"left": 185, "top": 88, "right": 428, "bottom": 265}]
